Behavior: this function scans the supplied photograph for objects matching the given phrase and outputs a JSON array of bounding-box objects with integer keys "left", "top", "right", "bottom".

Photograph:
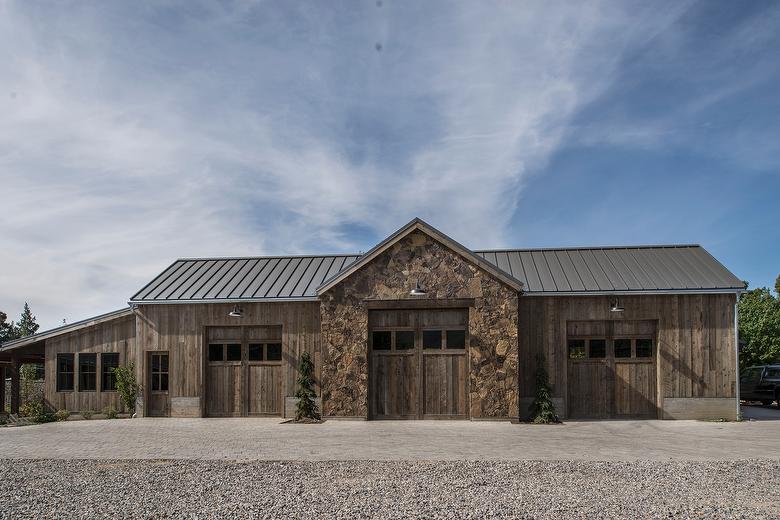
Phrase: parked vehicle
[{"left": 740, "top": 365, "right": 780, "bottom": 406}]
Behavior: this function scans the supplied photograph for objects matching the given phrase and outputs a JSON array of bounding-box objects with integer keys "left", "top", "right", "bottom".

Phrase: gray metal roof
[
  {"left": 130, "top": 255, "right": 361, "bottom": 302},
  {"left": 130, "top": 244, "right": 743, "bottom": 303},
  {"left": 474, "top": 245, "right": 745, "bottom": 294}
]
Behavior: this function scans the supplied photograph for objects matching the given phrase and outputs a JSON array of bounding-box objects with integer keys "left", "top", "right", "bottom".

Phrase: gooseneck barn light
[
  {"left": 410, "top": 281, "right": 427, "bottom": 296},
  {"left": 228, "top": 304, "right": 243, "bottom": 318},
  {"left": 609, "top": 298, "right": 625, "bottom": 313}
]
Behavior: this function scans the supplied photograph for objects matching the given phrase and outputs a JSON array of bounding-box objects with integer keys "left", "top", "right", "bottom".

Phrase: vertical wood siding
[
  {"left": 518, "top": 294, "right": 737, "bottom": 416},
  {"left": 44, "top": 315, "right": 136, "bottom": 413}
]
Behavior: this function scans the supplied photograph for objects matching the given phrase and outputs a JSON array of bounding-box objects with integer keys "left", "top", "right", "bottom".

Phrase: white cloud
[{"left": 0, "top": 1, "right": 692, "bottom": 328}]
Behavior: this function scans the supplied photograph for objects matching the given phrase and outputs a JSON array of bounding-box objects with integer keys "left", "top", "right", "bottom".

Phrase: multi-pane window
[
  {"left": 568, "top": 339, "right": 586, "bottom": 359},
  {"left": 57, "top": 354, "right": 74, "bottom": 392},
  {"left": 372, "top": 331, "right": 391, "bottom": 351},
  {"left": 101, "top": 353, "right": 119, "bottom": 391},
  {"left": 635, "top": 339, "right": 653, "bottom": 358},
  {"left": 78, "top": 353, "right": 97, "bottom": 391},
  {"left": 446, "top": 330, "right": 466, "bottom": 350},
  {"left": 423, "top": 330, "right": 442, "bottom": 349},
  {"left": 614, "top": 339, "right": 632, "bottom": 358},
  {"left": 246, "top": 343, "right": 282, "bottom": 362},
  {"left": 150, "top": 352, "right": 169, "bottom": 392},
  {"left": 588, "top": 339, "right": 606, "bottom": 359}
]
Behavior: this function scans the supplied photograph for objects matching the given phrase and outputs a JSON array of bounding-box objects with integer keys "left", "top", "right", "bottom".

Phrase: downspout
[{"left": 734, "top": 294, "right": 741, "bottom": 420}]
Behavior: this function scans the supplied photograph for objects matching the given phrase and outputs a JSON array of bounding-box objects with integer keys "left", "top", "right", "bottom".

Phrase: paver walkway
[{"left": 1, "top": 416, "right": 779, "bottom": 460}]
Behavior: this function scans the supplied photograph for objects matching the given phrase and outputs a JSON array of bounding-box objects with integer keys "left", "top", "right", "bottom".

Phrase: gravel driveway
[{"left": 1, "top": 459, "right": 778, "bottom": 519}]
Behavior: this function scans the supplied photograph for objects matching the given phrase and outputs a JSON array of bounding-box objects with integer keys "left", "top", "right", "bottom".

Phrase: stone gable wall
[{"left": 319, "top": 230, "right": 519, "bottom": 418}]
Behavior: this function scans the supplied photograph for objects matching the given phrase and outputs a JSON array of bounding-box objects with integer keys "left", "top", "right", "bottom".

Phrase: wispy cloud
[{"left": 0, "top": 1, "right": 695, "bottom": 327}]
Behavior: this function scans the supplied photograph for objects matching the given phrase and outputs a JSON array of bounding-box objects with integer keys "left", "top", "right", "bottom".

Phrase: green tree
[
  {"left": 15, "top": 303, "right": 39, "bottom": 337},
  {"left": 528, "top": 353, "right": 559, "bottom": 424},
  {"left": 738, "top": 283, "right": 780, "bottom": 371},
  {"left": 0, "top": 310, "right": 17, "bottom": 344},
  {"left": 113, "top": 363, "right": 138, "bottom": 414},
  {"left": 295, "top": 352, "right": 320, "bottom": 421}
]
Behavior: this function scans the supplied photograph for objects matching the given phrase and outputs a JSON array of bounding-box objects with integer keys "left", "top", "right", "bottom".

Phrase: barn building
[{"left": 0, "top": 218, "right": 745, "bottom": 421}]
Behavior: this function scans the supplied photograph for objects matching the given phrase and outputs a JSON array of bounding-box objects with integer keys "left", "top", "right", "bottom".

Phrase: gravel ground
[{"left": 1, "top": 459, "right": 778, "bottom": 519}]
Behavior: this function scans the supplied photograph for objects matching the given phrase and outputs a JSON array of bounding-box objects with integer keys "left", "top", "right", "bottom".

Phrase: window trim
[
  {"left": 101, "top": 352, "right": 120, "bottom": 392},
  {"left": 78, "top": 353, "right": 98, "bottom": 392},
  {"left": 56, "top": 353, "right": 75, "bottom": 393},
  {"left": 149, "top": 352, "right": 169, "bottom": 394}
]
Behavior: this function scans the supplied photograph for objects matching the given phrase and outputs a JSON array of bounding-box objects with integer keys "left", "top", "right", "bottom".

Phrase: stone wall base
[{"left": 662, "top": 397, "right": 738, "bottom": 420}]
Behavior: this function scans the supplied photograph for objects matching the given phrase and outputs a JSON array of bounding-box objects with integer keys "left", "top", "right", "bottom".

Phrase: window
[
  {"left": 101, "top": 353, "right": 119, "bottom": 391},
  {"left": 57, "top": 354, "right": 74, "bottom": 392},
  {"left": 446, "top": 330, "right": 466, "bottom": 349},
  {"left": 266, "top": 343, "right": 282, "bottom": 361},
  {"left": 208, "top": 344, "right": 223, "bottom": 362},
  {"left": 226, "top": 343, "right": 242, "bottom": 361},
  {"left": 150, "top": 352, "right": 169, "bottom": 392},
  {"left": 614, "top": 339, "right": 632, "bottom": 358},
  {"left": 248, "top": 343, "right": 263, "bottom": 361},
  {"left": 423, "top": 330, "right": 442, "bottom": 349},
  {"left": 79, "top": 353, "right": 97, "bottom": 391},
  {"left": 568, "top": 339, "right": 586, "bottom": 359},
  {"left": 635, "top": 339, "right": 653, "bottom": 358},
  {"left": 395, "top": 331, "right": 415, "bottom": 350},
  {"left": 372, "top": 331, "right": 391, "bottom": 351},
  {"left": 588, "top": 339, "right": 606, "bottom": 359}
]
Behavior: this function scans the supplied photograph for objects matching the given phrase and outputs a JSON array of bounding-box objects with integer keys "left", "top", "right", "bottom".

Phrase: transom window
[
  {"left": 79, "top": 353, "right": 97, "bottom": 391},
  {"left": 150, "top": 352, "right": 169, "bottom": 392},
  {"left": 57, "top": 354, "right": 74, "bottom": 392},
  {"left": 423, "top": 330, "right": 442, "bottom": 349},
  {"left": 101, "top": 353, "right": 119, "bottom": 391},
  {"left": 371, "top": 329, "right": 467, "bottom": 351},
  {"left": 568, "top": 337, "right": 655, "bottom": 359},
  {"left": 248, "top": 343, "right": 282, "bottom": 362}
]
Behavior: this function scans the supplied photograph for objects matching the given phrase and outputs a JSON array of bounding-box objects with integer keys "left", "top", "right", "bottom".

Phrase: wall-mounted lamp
[
  {"left": 228, "top": 304, "right": 243, "bottom": 318},
  {"left": 609, "top": 298, "right": 625, "bottom": 313},
  {"left": 410, "top": 281, "right": 427, "bottom": 296}
]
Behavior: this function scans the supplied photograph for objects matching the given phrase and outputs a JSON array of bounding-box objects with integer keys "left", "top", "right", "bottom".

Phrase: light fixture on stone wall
[
  {"left": 410, "top": 281, "right": 427, "bottom": 296},
  {"left": 609, "top": 298, "right": 624, "bottom": 313},
  {"left": 228, "top": 304, "right": 243, "bottom": 318}
]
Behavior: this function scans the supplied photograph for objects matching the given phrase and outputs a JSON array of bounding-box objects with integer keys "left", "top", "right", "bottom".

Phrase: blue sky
[{"left": 0, "top": 1, "right": 778, "bottom": 328}]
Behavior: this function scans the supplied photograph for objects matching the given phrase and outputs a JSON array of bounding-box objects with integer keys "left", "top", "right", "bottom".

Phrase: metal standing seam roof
[
  {"left": 130, "top": 245, "right": 744, "bottom": 303},
  {"left": 474, "top": 245, "right": 745, "bottom": 294},
  {"left": 130, "top": 255, "right": 361, "bottom": 302}
]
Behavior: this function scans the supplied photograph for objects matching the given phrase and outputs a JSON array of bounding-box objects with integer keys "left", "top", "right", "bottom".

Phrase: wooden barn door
[
  {"left": 369, "top": 308, "right": 468, "bottom": 420},
  {"left": 206, "top": 326, "right": 282, "bottom": 417},
  {"left": 566, "top": 320, "right": 657, "bottom": 419},
  {"left": 147, "top": 351, "right": 170, "bottom": 417}
]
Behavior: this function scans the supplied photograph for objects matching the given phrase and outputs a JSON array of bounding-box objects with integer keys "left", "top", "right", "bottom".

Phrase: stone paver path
[{"left": 1, "top": 416, "right": 779, "bottom": 460}]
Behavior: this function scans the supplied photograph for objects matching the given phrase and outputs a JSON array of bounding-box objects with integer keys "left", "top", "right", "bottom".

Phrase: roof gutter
[
  {"left": 522, "top": 288, "right": 746, "bottom": 297},
  {"left": 128, "top": 297, "right": 320, "bottom": 305}
]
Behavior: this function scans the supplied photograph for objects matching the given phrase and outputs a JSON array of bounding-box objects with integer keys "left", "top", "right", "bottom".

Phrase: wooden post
[
  {"left": 10, "top": 359, "right": 20, "bottom": 414},
  {"left": 0, "top": 366, "right": 6, "bottom": 413}
]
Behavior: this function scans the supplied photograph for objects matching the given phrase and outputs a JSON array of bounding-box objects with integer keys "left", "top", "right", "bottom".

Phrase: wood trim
[{"left": 364, "top": 298, "right": 475, "bottom": 310}]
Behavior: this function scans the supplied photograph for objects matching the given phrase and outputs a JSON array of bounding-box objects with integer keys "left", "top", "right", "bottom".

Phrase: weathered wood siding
[
  {"left": 133, "top": 302, "right": 320, "bottom": 417},
  {"left": 44, "top": 314, "right": 136, "bottom": 413},
  {"left": 518, "top": 294, "right": 737, "bottom": 419}
]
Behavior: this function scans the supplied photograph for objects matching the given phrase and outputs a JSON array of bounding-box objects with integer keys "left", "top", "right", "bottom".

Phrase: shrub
[
  {"left": 113, "top": 364, "right": 138, "bottom": 414},
  {"left": 103, "top": 406, "right": 118, "bottom": 419},
  {"left": 19, "top": 400, "right": 43, "bottom": 418},
  {"left": 295, "top": 352, "right": 320, "bottom": 422},
  {"left": 55, "top": 409, "right": 70, "bottom": 421},
  {"left": 81, "top": 410, "right": 94, "bottom": 420},
  {"left": 36, "top": 412, "right": 57, "bottom": 423},
  {"left": 528, "top": 353, "right": 560, "bottom": 424}
]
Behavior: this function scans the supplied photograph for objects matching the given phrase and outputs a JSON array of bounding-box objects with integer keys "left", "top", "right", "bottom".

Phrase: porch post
[
  {"left": 10, "top": 358, "right": 20, "bottom": 414},
  {"left": 0, "top": 366, "right": 6, "bottom": 413}
]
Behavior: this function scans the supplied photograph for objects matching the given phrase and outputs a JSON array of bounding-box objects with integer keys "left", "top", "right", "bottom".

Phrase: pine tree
[
  {"left": 0, "top": 311, "right": 17, "bottom": 344},
  {"left": 529, "top": 353, "right": 559, "bottom": 424},
  {"left": 295, "top": 352, "right": 320, "bottom": 422},
  {"left": 16, "top": 303, "right": 39, "bottom": 337}
]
